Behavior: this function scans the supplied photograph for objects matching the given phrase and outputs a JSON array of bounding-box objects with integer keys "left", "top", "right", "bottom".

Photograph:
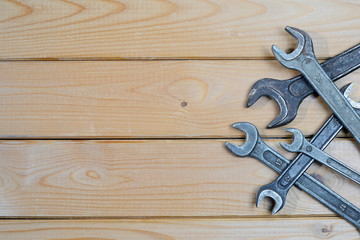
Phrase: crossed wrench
[
  {"left": 226, "top": 84, "right": 360, "bottom": 231},
  {"left": 248, "top": 37, "right": 360, "bottom": 128},
  {"left": 281, "top": 128, "right": 360, "bottom": 185}
]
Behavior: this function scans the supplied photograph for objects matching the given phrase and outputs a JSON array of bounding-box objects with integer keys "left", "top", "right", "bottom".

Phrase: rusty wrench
[
  {"left": 272, "top": 26, "right": 360, "bottom": 145},
  {"left": 281, "top": 128, "right": 360, "bottom": 184},
  {"left": 247, "top": 43, "right": 360, "bottom": 128},
  {"left": 255, "top": 83, "right": 360, "bottom": 214},
  {"left": 225, "top": 122, "right": 360, "bottom": 231}
]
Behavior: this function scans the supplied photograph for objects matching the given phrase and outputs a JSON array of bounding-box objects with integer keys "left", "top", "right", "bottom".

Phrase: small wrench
[
  {"left": 247, "top": 43, "right": 360, "bottom": 128},
  {"left": 272, "top": 26, "right": 360, "bottom": 145},
  {"left": 255, "top": 83, "right": 360, "bottom": 214},
  {"left": 281, "top": 128, "right": 360, "bottom": 184},
  {"left": 225, "top": 122, "right": 360, "bottom": 231}
]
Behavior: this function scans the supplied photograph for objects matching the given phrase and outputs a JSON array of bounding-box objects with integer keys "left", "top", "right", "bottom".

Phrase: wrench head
[
  {"left": 247, "top": 77, "right": 301, "bottom": 128},
  {"left": 280, "top": 128, "right": 305, "bottom": 152},
  {"left": 272, "top": 26, "right": 314, "bottom": 70},
  {"left": 256, "top": 188, "right": 283, "bottom": 215},
  {"left": 225, "top": 122, "right": 259, "bottom": 157},
  {"left": 344, "top": 82, "right": 360, "bottom": 109}
]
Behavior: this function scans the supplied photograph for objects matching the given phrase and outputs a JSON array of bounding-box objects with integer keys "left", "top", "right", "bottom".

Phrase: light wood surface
[
  {"left": 1, "top": 0, "right": 360, "bottom": 238},
  {"left": 0, "top": 0, "right": 360, "bottom": 59},
  {"left": 1, "top": 60, "right": 359, "bottom": 138},
  {"left": 0, "top": 138, "right": 357, "bottom": 217},
  {"left": 0, "top": 218, "right": 358, "bottom": 240}
]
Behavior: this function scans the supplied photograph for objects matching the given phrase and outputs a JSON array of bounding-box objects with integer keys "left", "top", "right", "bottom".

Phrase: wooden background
[{"left": 0, "top": 0, "right": 359, "bottom": 239}]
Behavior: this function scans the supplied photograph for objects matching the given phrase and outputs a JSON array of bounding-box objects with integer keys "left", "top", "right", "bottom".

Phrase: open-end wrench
[
  {"left": 225, "top": 122, "right": 360, "bottom": 231},
  {"left": 255, "top": 83, "right": 360, "bottom": 214},
  {"left": 281, "top": 128, "right": 360, "bottom": 184},
  {"left": 247, "top": 43, "right": 360, "bottom": 128},
  {"left": 272, "top": 26, "right": 360, "bottom": 145}
]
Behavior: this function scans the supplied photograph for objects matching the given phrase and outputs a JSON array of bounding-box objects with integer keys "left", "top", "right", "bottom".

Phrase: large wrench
[
  {"left": 255, "top": 83, "right": 360, "bottom": 214},
  {"left": 272, "top": 26, "right": 360, "bottom": 145},
  {"left": 247, "top": 43, "right": 360, "bottom": 128},
  {"left": 225, "top": 122, "right": 360, "bottom": 231},
  {"left": 281, "top": 128, "right": 360, "bottom": 184}
]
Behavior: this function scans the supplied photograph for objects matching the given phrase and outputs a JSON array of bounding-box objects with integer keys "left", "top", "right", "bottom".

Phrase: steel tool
[
  {"left": 254, "top": 83, "right": 360, "bottom": 214},
  {"left": 281, "top": 128, "right": 360, "bottom": 184},
  {"left": 271, "top": 26, "right": 360, "bottom": 145},
  {"left": 247, "top": 43, "right": 360, "bottom": 128},
  {"left": 225, "top": 122, "right": 360, "bottom": 231}
]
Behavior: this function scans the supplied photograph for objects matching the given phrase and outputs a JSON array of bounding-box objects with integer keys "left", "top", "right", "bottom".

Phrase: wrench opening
[
  {"left": 256, "top": 189, "right": 283, "bottom": 215},
  {"left": 272, "top": 26, "right": 314, "bottom": 71},
  {"left": 225, "top": 122, "right": 259, "bottom": 157},
  {"left": 272, "top": 27, "right": 305, "bottom": 61},
  {"left": 280, "top": 128, "right": 305, "bottom": 153},
  {"left": 246, "top": 78, "right": 295, "bottom": 128}
]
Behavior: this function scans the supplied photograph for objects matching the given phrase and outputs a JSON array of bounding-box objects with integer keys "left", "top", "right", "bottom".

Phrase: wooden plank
[
  {"left": 0, "top": 218, "right": 358, "bottom": 239},
  {"left": 1, "top": 60, "right": 359, "bottom": 138},
  {"left": 0, "top": 138, "right": 358, "bottom": 217},
  {"left": 0, "top": 0, "right": 360, "bottom": 59}
]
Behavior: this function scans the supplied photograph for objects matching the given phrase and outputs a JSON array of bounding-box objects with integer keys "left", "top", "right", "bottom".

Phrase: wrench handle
[
  {"left": 251, "top": 140, "right": 360, "bottom": 231},
  {"left": 301, "top": 140, "right": 360, "bottom": 185},
  {"left": 300, "top": 58, "right": 360, "bottom": 145},
  {"left": 288, "top": 43, "right": 360, "bottom": 98},
  {"left": 296, "top": 172, "right": 360, "bottom": 232}
]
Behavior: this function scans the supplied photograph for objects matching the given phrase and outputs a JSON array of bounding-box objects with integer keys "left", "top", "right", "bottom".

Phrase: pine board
[
  {"left": 0, "top": 0, "right": 360, "bottom": 59},
  {"left": 0, "top": 218, "right": 358, "bottom": 239},
  {"left": 0, "top": 138, "right": 357, "bottom": 217},
  {"left": 0, "top": 60, "right": 359, "bottom": 138}
]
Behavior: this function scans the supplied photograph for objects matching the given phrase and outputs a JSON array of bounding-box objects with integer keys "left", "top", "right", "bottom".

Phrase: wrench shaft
[
  {"left": 289, "top": 43, "right": 360, "bottom": 98},
  {"left": 301, "top": 140, "right": 360, "bottom": 185},
  {"left": 250, "top": 139, "right": 360, "bottom": 231},
  {"left": 300, "top": 58, "right": 360, "bottom": 144}
]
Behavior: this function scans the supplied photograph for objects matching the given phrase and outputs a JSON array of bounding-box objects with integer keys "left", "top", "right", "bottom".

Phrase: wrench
[
  {"left": 272, "top": 26, "right": 360, "bottom": 145},
  {"left": 255, "top": 83, "right": 360, "bottom": 214},
  {"left": 225, "top": 122, "right": 360, "bottom": 231},
  {"left": 247, "top": 43, "right": 360, "bottom": 128},
  {"left": 281, "top": 128, "right": 360, "bottom": 184}
]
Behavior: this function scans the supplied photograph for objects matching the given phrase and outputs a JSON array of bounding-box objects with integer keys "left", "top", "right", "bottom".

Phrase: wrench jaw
[
  {"left": 225, "top": 122, "right": 259, "bottom": 157},
  {"left": 272, "top": 26, "right": 314, "bottom": 70},
  {"left": 247, "top": 78, "right": 287, "bottom": 108},
  {"left": 256, "top": 187, "right": 284, "bottom": 215},
  {"left": 247, "top": 78, "right": 295, "bottom": 128},
  {"left": 280, "top": 128, "right": 305, "bottom": 153},
  {"left": 344, "top": 83, "right": 360, "bottom": 109}
]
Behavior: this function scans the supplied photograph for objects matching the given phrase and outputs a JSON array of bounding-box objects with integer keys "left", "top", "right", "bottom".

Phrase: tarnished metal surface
[
  {"left": 247, "top": 41, "right": 360, "bottom": 128},
  {"left": 225, "top": 122, "right": 360, "bottom": 231},
  {"left": 272, "top": 27, "right": 360, "bottom": 145}
]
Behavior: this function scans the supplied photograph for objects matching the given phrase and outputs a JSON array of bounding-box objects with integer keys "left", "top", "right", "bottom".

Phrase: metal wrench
[
  {"left": 272, "top": 26, "right": 360, "bottom": 145},
  {"left": 225, "top": 122, "right": 360, "bottom": 231},
  {"left": 281, "top": 128, "right": 360, "bottom": 184},
  {"left": 247, "top": 43, "right": 360, "bottom": 128},
  {"left": 255, "top": 83, "right": 360, "bottom": 214}
]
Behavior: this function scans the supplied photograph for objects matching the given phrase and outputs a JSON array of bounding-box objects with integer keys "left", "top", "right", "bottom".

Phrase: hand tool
[
  {"left": 254, "top": 83, "right": 360, "bottom": 214},
  {"left": 225, "top": 122, "right": 360, "bottom": 231},
  {"left": 281, "top": 128, "right": 360, "bottom": 184},
  {"left": 271, "top": 26, "right": 360, "bottom": 145},
  {"left": 247, "top": 43, "right": 360, "bottom": 128}
]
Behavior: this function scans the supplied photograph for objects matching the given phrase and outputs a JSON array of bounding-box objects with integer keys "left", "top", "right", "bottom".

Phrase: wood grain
[
  {"left": 1, "top": 60, "right": 359, "bottom": 138},
  {"left": 0, "top": 218, "right": 358, "bottom": 239},
  {"left": 0, "top": 138, "right": 357, "bottom": 217},
  {"left": 0, "top": 0, "right": 360, "bottom": 59}
]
